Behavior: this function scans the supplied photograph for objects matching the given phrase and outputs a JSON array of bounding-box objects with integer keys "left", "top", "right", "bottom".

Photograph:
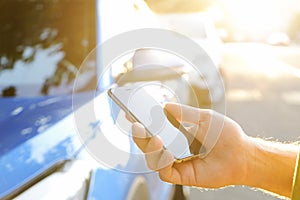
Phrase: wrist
[{"left": 245, "top": 137, "right": 298, "bottom": 197}]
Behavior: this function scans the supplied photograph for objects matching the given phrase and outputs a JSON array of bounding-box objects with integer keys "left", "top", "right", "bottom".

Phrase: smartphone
[{"left": 108, "top": 85, "right": 202, "bottom": 163}]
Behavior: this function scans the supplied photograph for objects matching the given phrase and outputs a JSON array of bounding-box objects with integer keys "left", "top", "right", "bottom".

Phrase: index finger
[{"left": 132, "top": 122, "right": 174, "bottom": 171}]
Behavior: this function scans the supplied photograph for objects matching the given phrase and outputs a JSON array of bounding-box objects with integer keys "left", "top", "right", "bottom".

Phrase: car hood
[{"left": 0, "top": 92, "right": 93, "bottom": 199}]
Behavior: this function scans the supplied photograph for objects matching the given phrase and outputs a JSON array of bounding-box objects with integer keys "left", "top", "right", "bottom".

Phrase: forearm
[{"left": 245, "top": 137, "right": 299, "bottom": 198}]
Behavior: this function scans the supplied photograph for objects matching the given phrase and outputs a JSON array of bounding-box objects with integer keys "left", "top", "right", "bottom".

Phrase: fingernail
[{"left": 132, "top": 122, "right": 146, "bottom": 138}]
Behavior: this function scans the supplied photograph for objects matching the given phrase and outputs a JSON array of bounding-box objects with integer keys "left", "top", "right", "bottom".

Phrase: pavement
[{"left": 190, "top": 43, "right": 300, "bottom": 200}]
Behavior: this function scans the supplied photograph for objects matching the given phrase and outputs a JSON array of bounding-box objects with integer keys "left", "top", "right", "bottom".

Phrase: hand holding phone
[
  {"left": 108, "top": 85, "right": 203, "bottom": 163},
  {"left": 131, "top": 103, "right": 252, "bottom": 191}
]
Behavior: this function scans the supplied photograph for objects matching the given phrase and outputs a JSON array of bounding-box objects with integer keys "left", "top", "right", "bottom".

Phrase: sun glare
[{"left": 221, "top": 0, "right": 299, "bottom": 39}]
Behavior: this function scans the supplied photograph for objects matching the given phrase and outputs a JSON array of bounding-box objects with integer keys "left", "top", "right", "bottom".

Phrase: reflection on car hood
[
  {"left": 0, "top": 92, "right": 93, "bottom": 199},
  {"left": 0, "top": 93, "right": 91, "bottom": 155}
]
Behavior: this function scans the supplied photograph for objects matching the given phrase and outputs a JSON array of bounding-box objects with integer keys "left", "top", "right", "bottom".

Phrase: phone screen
[{"left": 108, "top": 85, "right": 199, "bottom": 161}]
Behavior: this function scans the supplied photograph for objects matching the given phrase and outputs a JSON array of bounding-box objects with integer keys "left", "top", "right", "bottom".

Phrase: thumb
[{"left": 164, "top": 102, "right": 205, "bottom": 124}]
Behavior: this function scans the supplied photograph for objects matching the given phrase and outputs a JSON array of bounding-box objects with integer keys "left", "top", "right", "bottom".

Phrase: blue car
[{"left": 0, "top": 1, "right": 180, "bottom": 199}]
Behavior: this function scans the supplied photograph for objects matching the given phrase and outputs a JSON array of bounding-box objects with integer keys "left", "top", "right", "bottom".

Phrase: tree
[{"left": 0, "top": 0, "right": 96, "bottom": 94}]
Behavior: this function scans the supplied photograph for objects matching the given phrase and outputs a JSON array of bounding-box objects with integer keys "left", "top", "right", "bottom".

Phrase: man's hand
[
  {"left": 132, "top": 102, "right": 253, "bottom": 188},
  {"left": 132, "top": 102, "right": 298, "bottom": 198}
]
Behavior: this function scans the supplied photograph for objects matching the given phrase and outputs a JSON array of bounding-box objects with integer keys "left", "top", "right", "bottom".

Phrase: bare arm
[
  {"left": 132, "top": 103, "right": 299, "bottom": 198},
  {"left": 246, "top": 138, "right": 298, "bottom": 197}
]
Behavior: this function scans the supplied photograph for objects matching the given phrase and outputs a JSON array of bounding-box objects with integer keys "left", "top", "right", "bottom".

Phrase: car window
[{"left": 0, "top": 0, "right": 96, "bottom": 97}]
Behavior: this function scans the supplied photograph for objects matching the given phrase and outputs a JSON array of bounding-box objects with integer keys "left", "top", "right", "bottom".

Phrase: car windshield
[{"left": 0, "top": 0, "right": 96, "bottom": 97}]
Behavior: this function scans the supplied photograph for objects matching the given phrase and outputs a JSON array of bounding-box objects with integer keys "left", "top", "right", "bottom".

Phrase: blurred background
[
  {"left": 144, "top": 0, "right": 300, "bottom": 199},
  {"left": 146, "top": 0, "right": 300, "bottom": 44}
]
